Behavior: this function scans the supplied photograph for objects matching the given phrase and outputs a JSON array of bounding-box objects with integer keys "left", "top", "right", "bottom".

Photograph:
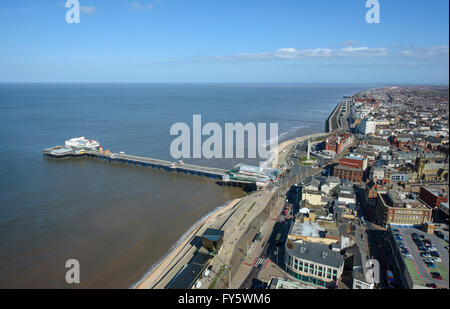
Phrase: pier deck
[{"left": 42, "top": 146, "right": 256, "bottom": 189}]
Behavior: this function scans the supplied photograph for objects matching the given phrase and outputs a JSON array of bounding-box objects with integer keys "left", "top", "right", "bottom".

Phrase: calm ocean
[{"left": 0, "top": 83, "right": 368, "bottom": 288}]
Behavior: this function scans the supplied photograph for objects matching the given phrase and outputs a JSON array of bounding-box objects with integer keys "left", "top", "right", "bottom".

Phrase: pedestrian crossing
[{"left": 254, "top": 257, "right": 267, "bottom": 269}]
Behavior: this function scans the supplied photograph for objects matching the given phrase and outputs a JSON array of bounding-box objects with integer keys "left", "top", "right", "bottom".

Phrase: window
[
  {"left": 327, "top": 269, "right": 332, "bottom": 279},
  {"left": 299, "top": 261, "right": 303, "bottom": 272}
]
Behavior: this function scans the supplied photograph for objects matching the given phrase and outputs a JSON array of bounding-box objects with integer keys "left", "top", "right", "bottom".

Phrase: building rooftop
[
  {"left": 286, "top": 241, "right": 344, "bottom": 269},
  {"left": 290, "top": 219, "right": 339, "bottom": 239},
  {"left": 379, "top": 191, "right": 430, "bottom": 209}
]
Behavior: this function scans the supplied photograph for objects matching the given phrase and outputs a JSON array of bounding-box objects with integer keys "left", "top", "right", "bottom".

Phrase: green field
[
  {"left": 434, "top": 262, "right": 449, "bottom": 282},
  {"left": 403, "top": 258, "right": 424, "bottom": 286}
]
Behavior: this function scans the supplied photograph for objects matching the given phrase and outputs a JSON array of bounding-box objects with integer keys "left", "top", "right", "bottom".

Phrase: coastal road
[{"left": 327, "top": 101, "right": 351, "bottom": 132}]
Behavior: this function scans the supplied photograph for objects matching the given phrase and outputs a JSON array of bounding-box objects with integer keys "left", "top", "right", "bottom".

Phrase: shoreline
[{"left": 133, "top": 130, "right": 327, "bottom": 289}]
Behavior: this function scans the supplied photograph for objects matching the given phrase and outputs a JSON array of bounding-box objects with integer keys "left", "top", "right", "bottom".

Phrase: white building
[
  {"left": 321, "top": 176, "right": 340, "bottom": 196},
  {"left": 65, "top": 137, "right": 100, "bottom": 150},
  {"left": 370, "top": 166, "right": 385, "bottom": 182},
  {"left": 359, "top": 119, "right": 377, "bottom": 135}
]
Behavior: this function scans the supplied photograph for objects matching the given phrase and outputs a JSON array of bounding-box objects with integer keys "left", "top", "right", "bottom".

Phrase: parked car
[
  {"left": 432, "top": 273, "right": 443, "bottom": 280},
  {"left": 425, "top": 262, "right": 436, "bottom": 269},
  {"left": 433, "top": 257, "right": 442, "bottom": 263},
  {"left": 431, "top": 272, "right": 440, "bottom": 275},
  {"left": 434, "top": 231, "right": 444, "bottom": 239},
  {"left": 421, "top": 253, "right": 432, "bottom": 258},
  {"left": 426, "top": 283, "right": 438, "bottom": 288}
]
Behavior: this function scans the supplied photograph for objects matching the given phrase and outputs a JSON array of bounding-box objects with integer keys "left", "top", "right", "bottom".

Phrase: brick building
[
  {"left": 375, "top": 191, "right": 432, "bottom": 228},
  {"left": 333, "top": 165, "right": 363, "bottom": 183},
  {"left": 324, "top": 132, "right": 354, "bottom": 155},
  {"left": 419, "top": 186, "right": 448, "bottom": 208}
]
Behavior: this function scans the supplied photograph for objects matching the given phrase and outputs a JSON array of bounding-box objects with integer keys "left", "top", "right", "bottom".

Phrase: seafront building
[{"left": 284, "top": 241, "right": 344, "bottom": 288}]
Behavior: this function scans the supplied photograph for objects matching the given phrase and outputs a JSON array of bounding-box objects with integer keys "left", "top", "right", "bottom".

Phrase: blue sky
[{"left": 0, "top": 0, "right": 448, "bottom": 84}]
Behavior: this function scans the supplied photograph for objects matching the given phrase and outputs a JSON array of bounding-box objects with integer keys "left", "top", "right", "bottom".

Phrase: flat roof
[
  {"left": 165, "top": 253, "right": 212, "bottom": 289},
  {"left": 202, "top": 228, "right": 224, "bottom": 242},
  {"left": 290, "top": 220, "right": 339, "bottom": 238},
  {"left": 380, "top": 191, "right": 430, "bottom": 209}
]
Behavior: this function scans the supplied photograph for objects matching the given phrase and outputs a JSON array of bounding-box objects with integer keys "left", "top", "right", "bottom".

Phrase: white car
[
  {"left": 433, "top": 257, "right": 442, "bottom": 263},
  {"left": 428, "top": 246, "right": 437, "bottom": 251}
]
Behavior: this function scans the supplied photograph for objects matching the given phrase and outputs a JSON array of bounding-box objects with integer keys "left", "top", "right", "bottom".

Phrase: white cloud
[
  {"left": 397, "top": 46, "right": 449, "bottom": 59},
  {"left": 80, "top": 6, "right": 95, "bottom": 15},
  {"left": 131, "top": 2, "right": 154, "bottom": 10},
  {"left": 193, "top": 45, "right": 450, "bottom": 63},
  {"left": 196, "top": 46, "right": 389, "bottom": 62}
]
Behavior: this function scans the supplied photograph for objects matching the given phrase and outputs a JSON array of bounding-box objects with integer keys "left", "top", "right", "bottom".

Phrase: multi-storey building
[
  {"left": 375, "top": 190, "right": 432, "bottom": 227},
  {"left": 419, "top": 186, "right": 448, "bottom": 208},
  {"left": 285, "top": 241, "right": 344, "bottom": 288}
]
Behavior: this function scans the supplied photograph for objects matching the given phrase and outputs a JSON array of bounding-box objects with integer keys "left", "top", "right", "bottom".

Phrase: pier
[{"left": 42, "top": 146, "right": 256, "bottom": 190}]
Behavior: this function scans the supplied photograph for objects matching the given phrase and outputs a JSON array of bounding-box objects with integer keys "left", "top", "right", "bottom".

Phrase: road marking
[
  {"left": 243, "top": 257, "right": 258, "bottom": 266},
  {"left": 399, "top": 229, "right": 425, "bottom": 284},
  {"left": 253, "top": 258, "right": 267, "bottom": 269}
]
